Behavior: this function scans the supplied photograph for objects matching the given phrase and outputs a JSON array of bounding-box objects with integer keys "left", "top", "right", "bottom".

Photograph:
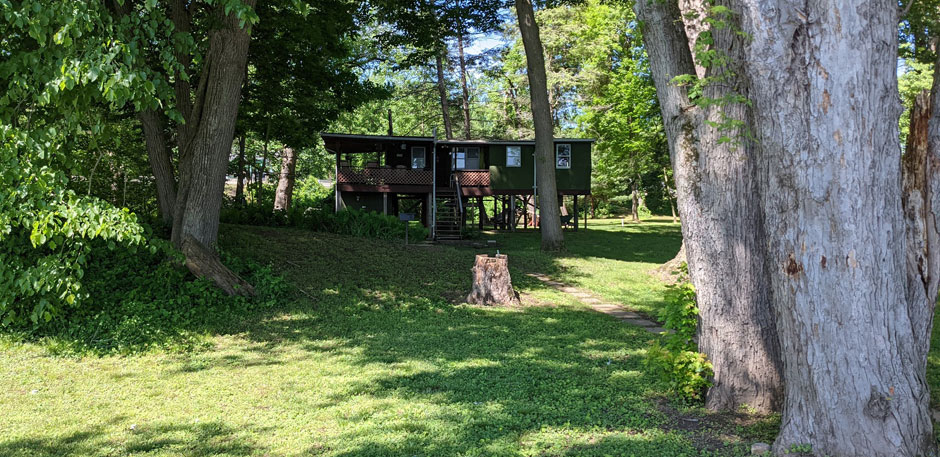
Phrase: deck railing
[
  {"left": 337, "top": 166, "right": 433, "bottom": 186},
  {"left": 455, "top": 170, "right": 490, "bottom": 187}
]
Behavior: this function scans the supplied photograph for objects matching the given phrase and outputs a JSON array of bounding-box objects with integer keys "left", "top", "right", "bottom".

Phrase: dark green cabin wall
[{"left": 488, "top": 142, "right": 591, "bottom": 191}]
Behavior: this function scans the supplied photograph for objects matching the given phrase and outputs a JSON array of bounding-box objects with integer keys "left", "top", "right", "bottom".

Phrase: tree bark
[
  {"left": 435, "top": 51, "right": 454, "bottom": 140},
  {"left": 273, "top": 147, "right": 297, "bottom": 212},
  {"left": 631, "top": 180, "right": 640, "bottom": 222},
  {"left": 515, "top": 0, "right": 564, "bottom": 252},
  {"left": 235, "top": 134, "right": 246, "bottom": 204},
  {"left": 138, "top": 109, "right": 177, "bottom": 226},
  {"left": 466, "top": 254, "right": 520, "bottom": 306},
  {"left": 734, "top": 0, "right": 937, "bottom": 454},
  {"left": 171, "top": 1, "right": 255, "bottom": 251},
  {"left": 457, "top": 30, "right": 472, "bottom": 140},
  {"left": 182, "top": 235, "right": 254, "bottom": 297},
  {"left": 634, "top": 0, "right": 783, "bottom": 413}
]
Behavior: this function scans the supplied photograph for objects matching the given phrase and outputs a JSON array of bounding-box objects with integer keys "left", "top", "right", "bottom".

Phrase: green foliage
[
  {"left": 645, "top": 263, "right": 713, "bottom": 403},
  {"left": 221, "top": 198, "right": 429, "bottom": 242},
  {"left": 21, "top": 239, "right": 288, "bottom": 355},
  {"left": 898, "top": 60, "right": 934, "bottom": 146},
  {"left": 0, "top": 0, "right": 174, "bottom": 327}
]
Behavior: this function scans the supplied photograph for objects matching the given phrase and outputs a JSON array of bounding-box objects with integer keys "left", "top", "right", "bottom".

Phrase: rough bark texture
[
  {"left": 676, "top": 0, "right": 707, "bottom": 79},
  {"left": 515, "top": 0, "right": 564, "bottom": 252},
  {"left": 138, "top": 109, "right": 177, "bottom": 226},
  {"left": 273, "top": 147, "right": 297, "bottom": 212},
  {"left": 181, "top": 235, "right": 254, "bottom": 297},
  {"left": 171, "top": 1, "right": 255, "bottom": 250},
  {"left": 435, "top": 51, "right": 454, "bottom": 140},
  {"left": 652, "top": 242, "right": 687, "bottom": 283},
  {"left": 457, "top": 31, "right": 472, "bottom": 140},
  {"left": 634, "top": 0, "right": 783, "bottom": 413},
  {"left": 735, "top": 0, "right": 937, "bottom": 454},
  {"left": 466, "top": 254, "right": 520, "bottom": 306}
]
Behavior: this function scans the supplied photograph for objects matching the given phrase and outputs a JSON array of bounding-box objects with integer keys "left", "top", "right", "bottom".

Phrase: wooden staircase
[{"left": 435, "top": 186, "right": 462, "bottom": 240}]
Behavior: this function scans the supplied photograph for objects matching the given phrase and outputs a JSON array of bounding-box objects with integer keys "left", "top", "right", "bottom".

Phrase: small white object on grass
[{"left": 751, "top": 442, "right": 771, "bottom": 455}]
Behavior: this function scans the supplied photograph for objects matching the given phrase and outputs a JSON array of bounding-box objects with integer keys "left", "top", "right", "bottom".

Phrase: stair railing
[{"left": 453, "top": 173, "right": 463, "bottom": 218}]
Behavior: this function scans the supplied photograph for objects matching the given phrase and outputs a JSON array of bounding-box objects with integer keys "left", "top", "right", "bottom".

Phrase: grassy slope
[
  {"left": 0, "top": 220, "right": 781, "bottom": 457},
  {"left": 482, "top": 217, "right": 683, "bottom": 319}
]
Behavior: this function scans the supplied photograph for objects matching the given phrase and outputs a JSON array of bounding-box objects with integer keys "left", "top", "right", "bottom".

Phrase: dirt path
[{"left": 527, "top": 273, "right": 669, "bottom": 334}]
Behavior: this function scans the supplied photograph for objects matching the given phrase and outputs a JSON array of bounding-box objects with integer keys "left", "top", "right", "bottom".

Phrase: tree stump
[{"left": 466, "top": 254, "right": 520, "bottom": 306}]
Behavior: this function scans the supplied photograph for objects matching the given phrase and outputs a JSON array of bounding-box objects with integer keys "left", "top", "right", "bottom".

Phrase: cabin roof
[{"left": 321, "top": 132, "right": 594, "bottom": 154}]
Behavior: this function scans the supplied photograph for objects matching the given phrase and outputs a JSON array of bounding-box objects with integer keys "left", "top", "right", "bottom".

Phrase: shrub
[
  {"left": 221, "top": 193, "right": 429, "bottom": 242},
  {"left": 9, "top": 237, "right": 290, "bottom": 355},
  {"left": 645, "top": 263, "right": 714, "bottom": 403}
]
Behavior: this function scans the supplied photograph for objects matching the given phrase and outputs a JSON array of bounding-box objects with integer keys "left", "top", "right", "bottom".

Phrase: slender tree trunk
[
  {"left": 631, "top": 181, "right": 640, "bottom": 222},
  {"left": 735, "top": 1, "right": 937, "bottom": 454},
  {"left": 171, "top": 0, "right": 255, "bottom": 251},
  {"left": 273, "top": 147, "right": 297, "bottom": 212},
  {"left": 457, "top": 30, "right": 472, "bottom": 140},
  {"left": 435, "top": 51, "right": 454, "bottom": 140},
  {"left": 138, "top": 109, "right": 177, "bottom": 226},
  {"left": 635, "top": 0, "right": 782, "bottom": 413},
  {"left": 234, "top": 134, "right": 246, "bottom": 204},
  {"left": 515, "top": 0, "right": 564, "bottom": 251},
  {"left": 256, "top": 131, "right": 269, "bottom": 205}
]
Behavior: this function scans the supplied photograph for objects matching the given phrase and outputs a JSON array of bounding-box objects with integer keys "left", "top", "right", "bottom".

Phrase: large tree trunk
[
  {"left": 273, "top": 147, "right": 297, "bottom": 212},
  {"left": 634, "top": 0, "right": 783, "bottom": 413},
  {"left": 735, "top": 1, "right": 937, "bottom": 454},
  {"left": 457, "top": 30, "right": 472, "bottom": 140},
  {"left": 138, "top": 109, "right": 177, "bottom": 226},
  {"left": 171, "top": 1, "right": 254, "bottom": 251},
  {"left": 435, "top": 51, "right": 454, "bottom": 140},
  {"left": 515, "top": 0, "right": 564, "bottom": 252}
]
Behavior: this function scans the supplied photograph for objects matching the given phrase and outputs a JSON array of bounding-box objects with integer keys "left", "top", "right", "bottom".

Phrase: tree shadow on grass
[{"left": 0, "top": 417, "right": 266, "bottom": 457}]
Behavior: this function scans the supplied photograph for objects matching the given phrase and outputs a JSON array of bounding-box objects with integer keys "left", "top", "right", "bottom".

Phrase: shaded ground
[{"left": 0, "top": 219, "right": 782, "bottom": 456}]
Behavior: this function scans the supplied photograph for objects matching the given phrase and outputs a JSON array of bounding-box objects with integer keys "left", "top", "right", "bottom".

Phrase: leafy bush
[
  {"left": 646, "top": 263, "right": 714, "bottom": 402},
  {"left": 19, "top": 239, "right": 289, "bottom": 355},
  {"left": 221, "top": 193, "right": 429, "bottom": 242}
]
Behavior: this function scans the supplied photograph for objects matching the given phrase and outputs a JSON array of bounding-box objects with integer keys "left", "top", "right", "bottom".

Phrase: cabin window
[
  {"left": 506, "top": 146, "right": 522, "bottom": 167},
  {"left": 411, "top": 147, "right": 426, "bottom": 169},
  {"left": 453, "top": 147, "right": 480, "bottom": 169},
  {"left": 556, "top": 144, "right": 571, "bottom": 169}
]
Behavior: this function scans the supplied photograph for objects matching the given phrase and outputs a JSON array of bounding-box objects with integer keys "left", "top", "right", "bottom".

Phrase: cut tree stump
[
  {"left": 181, "top": 235, "right": 255, "bottom": 297},
  {"left": 466, "top": 254, "right": 520, "bottom": 306}
]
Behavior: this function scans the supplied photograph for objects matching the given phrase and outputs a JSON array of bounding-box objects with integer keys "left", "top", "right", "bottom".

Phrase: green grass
[
  {"left": 471, "top": 217, "right": 683, "bottom": 319},
  {"left": 0, "top": 219, "right": 781, "bottom": 456}
]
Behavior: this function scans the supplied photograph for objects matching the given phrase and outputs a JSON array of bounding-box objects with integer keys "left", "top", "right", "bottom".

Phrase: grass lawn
[{"left": 1, "top": 219, "right": 783, "bottom": 456}]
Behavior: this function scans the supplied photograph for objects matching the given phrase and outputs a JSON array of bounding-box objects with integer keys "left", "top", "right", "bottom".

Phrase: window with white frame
[
  {"left": 555, "top": 144, "right": 571, "bottom": 169},
  {"left": 506, "top": 146, "right": 522, "bottom": 167},
  {"left": 411, "top": 147, "right": 426, "bottom": 169},
  {"left": 452, "top": 147, "right": 480, "bottom": 169}
]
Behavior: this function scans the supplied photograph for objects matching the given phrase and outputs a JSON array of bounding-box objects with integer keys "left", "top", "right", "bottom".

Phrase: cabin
[{"left": 321, "top": 133, "right": 593, "bottom": 240}]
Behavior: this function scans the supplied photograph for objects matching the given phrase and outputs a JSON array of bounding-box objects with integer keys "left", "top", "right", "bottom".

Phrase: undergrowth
[
  {"left": 3, "top": 239, "right": 290, "bottom": 356},
  {"left": 645, "top": 263, "right": 713, "bottom": 403}
]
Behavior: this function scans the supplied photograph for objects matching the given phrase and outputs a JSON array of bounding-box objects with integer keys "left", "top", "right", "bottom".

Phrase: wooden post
[
  {"left": 510, "top": 195, "right": 516, "bottom": 232},
  {"left": 492, "top": 196, "right": 498, "bottom": 230},
  {"left": 573, "top": 194, "right": 578, "bottom": 231},
  {"left": 523, "top": 195, "right": 529, "bottom": 229},
  {"left": 466, "top": 254, "right": 520, "bottom": 305}
]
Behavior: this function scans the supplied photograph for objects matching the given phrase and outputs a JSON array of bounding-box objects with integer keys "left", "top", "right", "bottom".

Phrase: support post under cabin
[
  {"left": 510, "top": 195, "right": 516, "bottom": 231},
  {"left": 573, "top": 194, "right": 578, "bottom": 231}
]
